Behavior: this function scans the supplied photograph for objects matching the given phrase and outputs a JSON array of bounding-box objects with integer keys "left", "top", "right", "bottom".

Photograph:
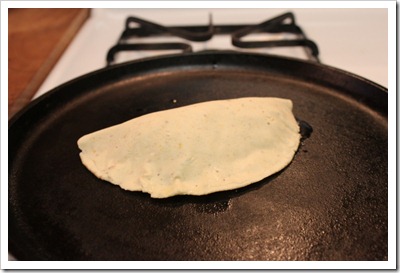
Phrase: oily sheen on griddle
[{"left": 77, "top": 97, "right": 300, "bottom": 198}]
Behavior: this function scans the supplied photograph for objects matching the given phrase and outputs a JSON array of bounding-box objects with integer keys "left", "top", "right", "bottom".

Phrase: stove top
[{"left": 34, "top": 8, "right": 388, "bottom": 101}]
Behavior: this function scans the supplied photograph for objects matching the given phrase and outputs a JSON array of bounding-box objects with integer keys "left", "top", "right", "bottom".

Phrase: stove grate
[{"left": 106, "top": 12, "right": 320, "bottom": 65}]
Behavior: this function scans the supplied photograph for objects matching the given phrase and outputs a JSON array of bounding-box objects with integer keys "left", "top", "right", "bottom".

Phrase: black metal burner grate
[{"left": 106, "top": 12, "right": 320, "bottom": 66}]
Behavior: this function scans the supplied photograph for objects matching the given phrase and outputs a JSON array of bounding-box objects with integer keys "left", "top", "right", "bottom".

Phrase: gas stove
[{"left": 34, "top": 8, "right": 388, "bottom": 101}]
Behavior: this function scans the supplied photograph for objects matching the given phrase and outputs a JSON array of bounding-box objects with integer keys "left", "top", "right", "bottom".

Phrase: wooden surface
[{"left": 8, "top": 8, "right": 90, "bottom": 118}]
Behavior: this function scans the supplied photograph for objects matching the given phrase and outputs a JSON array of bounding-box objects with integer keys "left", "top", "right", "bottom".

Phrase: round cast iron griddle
[{"left": 9, "top": 51, "right": 387, "bottom": 261}]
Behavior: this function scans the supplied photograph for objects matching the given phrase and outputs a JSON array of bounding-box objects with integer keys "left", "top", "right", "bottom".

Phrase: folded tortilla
[{"left": 77, "top": 97, "right": 300, "bottom": 198}]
